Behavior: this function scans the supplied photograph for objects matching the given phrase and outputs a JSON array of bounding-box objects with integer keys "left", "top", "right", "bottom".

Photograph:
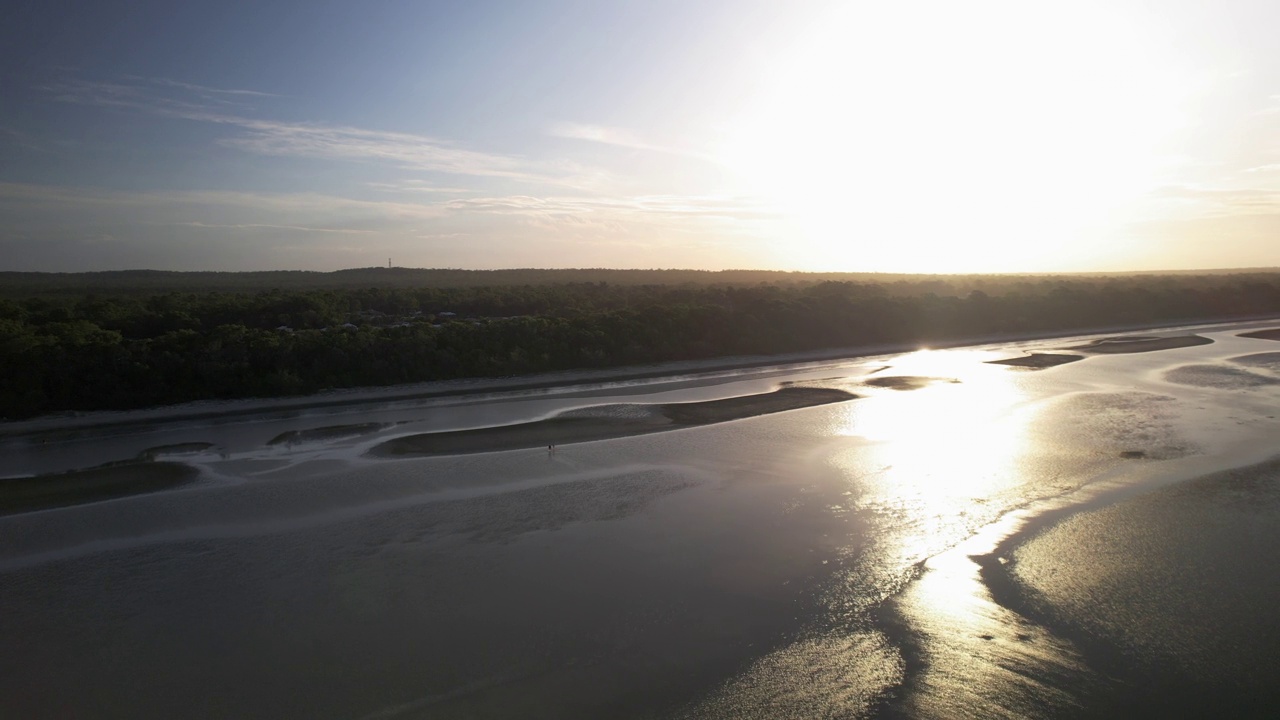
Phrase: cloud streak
[
  {"left": 0, "top": 182, "right": 446, "bottom": 222},
  {"left": 133, "top": 76, "right": 284, "bottom": 99},
  {"left": 46, "top": 77, "right": 566, "bottom": 185},
  {"left": 445, "top": 193, "right": 779, "bottom": 220},
  {"left": 1152, "top": 184, "right": 1280, "bottom": 214},
  {"left": 218, "top": 120, "right": 536, "bottom": 181},
  {"left": 0, "top": 181, "right": 780, "bottom": 272},
  {"left": 167, "top": 221, "right": 380, "bottom": 235},
  {"left": 0, "top": 125, "right": 43, "bottom": 152},
  {"left": 549, "top": 122, "right": 716, "bottom": 162}
]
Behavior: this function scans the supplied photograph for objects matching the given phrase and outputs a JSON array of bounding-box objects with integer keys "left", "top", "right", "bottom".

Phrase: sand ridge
[
  {"left": 368, "top": 386, "right": 857, "bottom": 457},
  {"left": 1063, "top": 334, "right": 1213, "bottom": 354}
]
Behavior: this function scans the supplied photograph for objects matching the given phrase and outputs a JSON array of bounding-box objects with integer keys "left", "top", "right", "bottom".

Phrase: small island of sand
[
  {"left": 987, "top": 353, "right": 1085, "bottom": 369},
  {"left": 862, "top": 376, "right": 960, "bottom": 390},
  {"left": 1063, "top": 334, "right": 1213, "bottom": 354},
  {"left": 268, "top": 422, "right": 393, "bottom": 446},
  {"left": 368, "top": 386, "right": 856, "bottom": 457},
  {"left": 1238, "top": 328, "right": 1280, "bottom": 341}
]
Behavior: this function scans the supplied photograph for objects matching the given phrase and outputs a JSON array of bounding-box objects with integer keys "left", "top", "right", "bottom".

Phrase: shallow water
[{"left": 4, "top": 322, "right": 1280, "bottom": 718}]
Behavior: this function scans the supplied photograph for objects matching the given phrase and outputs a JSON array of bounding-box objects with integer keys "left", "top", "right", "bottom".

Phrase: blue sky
[{"left": 3, "top": 0, "right": 1279, "bottom": 272}]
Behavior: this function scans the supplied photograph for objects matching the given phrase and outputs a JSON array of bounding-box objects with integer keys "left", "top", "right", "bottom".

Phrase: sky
[{"left": 2, "top": 0, "right": 1278, "bottom": 274}]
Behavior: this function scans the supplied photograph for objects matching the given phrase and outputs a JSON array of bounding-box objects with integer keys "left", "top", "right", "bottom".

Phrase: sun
[{"left": 720, "top": 1, "right": 1193, "bottom": 273}]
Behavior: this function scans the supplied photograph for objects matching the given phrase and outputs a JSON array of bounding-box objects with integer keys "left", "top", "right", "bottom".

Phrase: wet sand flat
[
  {"left": 1003, "top": 457, "right": 1280, "bottom": 716},
  {"left": 369, "top": 387, "right": 856, "bottom": 457}
]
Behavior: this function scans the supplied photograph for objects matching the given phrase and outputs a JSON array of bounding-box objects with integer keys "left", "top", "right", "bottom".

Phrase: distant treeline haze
[{"left": 3, "top": 270, "right": 1280, "bottom": 419}]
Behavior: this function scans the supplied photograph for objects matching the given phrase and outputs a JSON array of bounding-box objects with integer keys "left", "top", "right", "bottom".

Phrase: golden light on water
[
  {"left": 830, "top": 349, "right": 1037, "bottom": 560},
  {"left": 813, "top": 347, "right": 1102, "bottom": 716}
]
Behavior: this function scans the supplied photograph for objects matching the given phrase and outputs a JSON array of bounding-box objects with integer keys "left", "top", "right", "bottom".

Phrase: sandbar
[
  {"left": 1064, "top": 335, "right": 1213, "bottom": 354},
  {"left": 1239, "top": 327, "right": 1280, "bottom": 341},
  {"left": 268, "top": 422, "right": 392, "bottom": 446},
  {"left": 0, "top": 461, "right": 199, "bottom": 515},
  {"left": 368, "top": 387, "right": 856, "bottom": 457},
  {"left": 986, "top": 353, "right": 1085, "bottom": 369},
  {"left": 137, "top": 442, "right": 214, "bottom": 459},
  {"left": 862, "top": 376, "right": 959, "bottom": 390}
]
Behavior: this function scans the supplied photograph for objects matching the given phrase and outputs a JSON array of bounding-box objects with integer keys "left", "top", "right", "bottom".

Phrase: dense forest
[
  {"left": 3, "top": 266, "right": 1274, "bottom": 297},
  {"left": 0, "top": 268, "right": 958, "bottom": 296},
  {"left": 4, "top": 268, "right": 1280, "bottom": 420}
]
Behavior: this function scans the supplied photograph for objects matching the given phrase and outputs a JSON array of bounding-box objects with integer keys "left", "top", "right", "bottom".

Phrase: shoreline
[{"left": 6, "top": 313, "right": 1280, "bottom": 440}]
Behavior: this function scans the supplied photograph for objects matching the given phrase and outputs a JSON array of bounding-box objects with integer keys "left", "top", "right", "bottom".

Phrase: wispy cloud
[
  {"left": 217, "top": 120, "right": 538, "bottom": 181},
  {"left": 549, "top": 122, "right": 715, "bottom": 162},
  {"left": 366, "top": 181, "right": 474, "bottom": 194},
  {"left": 131, "top": 76, "right": 283, "bottom": 99},
  {"left": 0, "top": 182, "right": 447, "bottom": 221},
  {"left": 0, "top": 125, "right": 44, "bottom": 152},
  {"left": 1152, "top": 184, "right": 1280, "bottom": 214},
  {"left": 0, "top": 182, "right": 782, "bottom": 271},
  {"left": 46, "top": 77, "right": 569, "bottom": 185},
  {"left": 445, "top": 193, "right": 779, "bottom": 221},
  {"left": 166, "top": 221, "right": 379, "bottom": 235}
]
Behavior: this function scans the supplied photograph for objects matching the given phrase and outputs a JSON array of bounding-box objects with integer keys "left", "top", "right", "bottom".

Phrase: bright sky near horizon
[{"left": 2, "top": 0, "right": 1278, "bottom": 273}]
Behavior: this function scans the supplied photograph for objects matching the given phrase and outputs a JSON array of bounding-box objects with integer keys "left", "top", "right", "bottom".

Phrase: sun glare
[
  {"left": 827, "top": 349, "right": 1036, "bottom": 561},
  {"left": 722, "top": 1, "right": 1193, "bottom": 273}
]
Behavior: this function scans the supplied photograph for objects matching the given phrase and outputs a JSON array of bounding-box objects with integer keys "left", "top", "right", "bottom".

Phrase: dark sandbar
[
  {"left": 137, "top": 442, "right": 214, "bottom": 459},
  {"left": 1165, "top": 364, "right": 1280, "bottom": 389},
  {"left": 1064, "top": 335, "right": 1212, "bottom": 354},
  {"left": 268, "top": 422, "right": 392, "bottom": 446},
  {"left": 1228, "top": 352, "right": 1280, "bottom": 373},
  {"left": 1239, "top": 327, "right": 1280, "bottom": 341},
  {"left": 987, "top": 353, "right": 1085, "bottom": 369},
  {"left": 0, "top": 461, "right": 199, "bottom": 515},
  {"left": 368, "top": 387, "right": 856, "bottom": 457},
  {"left": 862, "top": 375, "right": 960, "bottom": 390}
]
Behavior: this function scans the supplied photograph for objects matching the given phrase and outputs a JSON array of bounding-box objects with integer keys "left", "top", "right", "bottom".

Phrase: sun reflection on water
[
  {"left": 838, "top": 349, "right": 1033, "bottom": 501},
  {"left": 821, "top": 348, "right": 1043, "bottom": 606},
  {"left": 817, "top": 348, "right": 1086, "bottom": 716}
]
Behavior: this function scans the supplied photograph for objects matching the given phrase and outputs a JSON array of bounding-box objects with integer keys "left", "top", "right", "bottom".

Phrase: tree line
[{"left": 3, "top": 272, "right": 1280, "bottom": 419}]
